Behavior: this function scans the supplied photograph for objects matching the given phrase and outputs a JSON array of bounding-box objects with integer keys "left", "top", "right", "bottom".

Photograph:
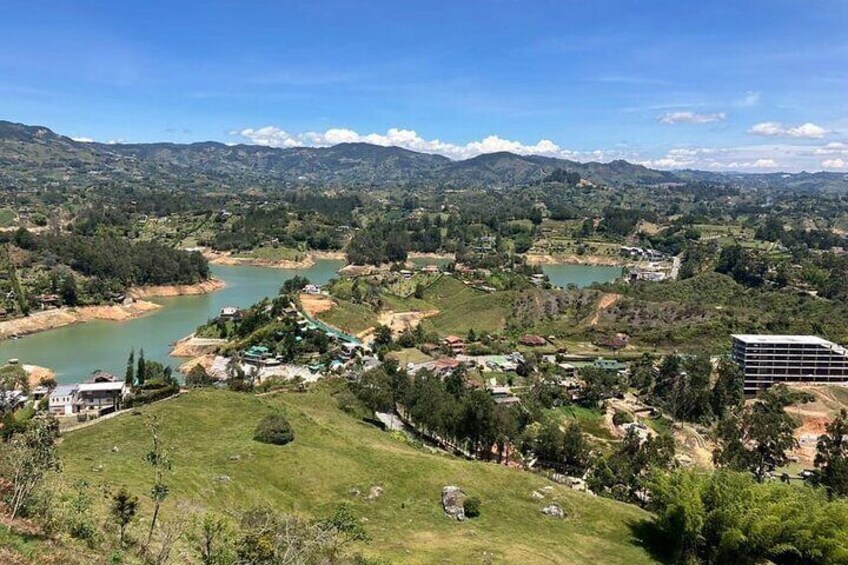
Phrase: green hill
[{"left": 58, "top": 388, "right": 655, "bottom": 563}]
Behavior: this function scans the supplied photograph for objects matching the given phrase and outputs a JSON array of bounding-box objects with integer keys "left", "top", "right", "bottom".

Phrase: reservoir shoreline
[{"left": 0, "top": 278, "right": 226, "bottom": 342}]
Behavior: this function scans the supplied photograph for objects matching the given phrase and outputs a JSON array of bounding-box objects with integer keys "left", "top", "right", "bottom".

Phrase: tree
[
  {"left": 253, "top": 414, "right": 295, "bottom": 446},
  {"left": 579, "top": 367, "right": 621, "bottom": 407},
  {"left": 185, "top": 363, "right": 215, "bottom": 387},
  {"left": 280, "top": 275, "right": 309, "bottom": 296},
  {"left": 191, "top": 513, "right": 234, "bottom": 565},
  {"left": 561, "top": 420, "right": 591, "bottom": 475},
  {"left": 711, "top": 358, "right": 744, "bottom": 419},
  {"left": 356, "top": 367, "right": 394, "bottom": 416},
  {"left": 1, "top": 414, "right": 60, "bottom": 522},
  {"left": 61, "top": 273, "right": 78, "bottom": 306},
  {"left": 137, "top": 349, "right": 147, "bottom": 387},
  {"left": 373, "top": 324, "right": 393, "bottom": 347},
  {"left": 815, "top": 409, "right": 848, "bottom": 498},
  {"left": 714, "top": 385, "right": 800, "bottom": 481},
  {"left": 110, "top": 488, "right": 139, "bottom": 546},
  {"left": 125, "top": 349, "right": 135, "bottom": 388},
  {"left": 144, "top": 416, "right": 172, "bottom": 546}
]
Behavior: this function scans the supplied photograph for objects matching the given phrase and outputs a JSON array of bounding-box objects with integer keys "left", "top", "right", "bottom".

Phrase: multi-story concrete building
[{"left": 731, "top": 334, "right": 848, "bottom": 393}]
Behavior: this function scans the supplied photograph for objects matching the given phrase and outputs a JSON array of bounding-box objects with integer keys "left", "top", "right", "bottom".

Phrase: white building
[
  {"left": 49, "top": 384, "right": 78, "bottom": 415},
  {"left": 731, "top": 334, "right": 848, "bottom": 393}
]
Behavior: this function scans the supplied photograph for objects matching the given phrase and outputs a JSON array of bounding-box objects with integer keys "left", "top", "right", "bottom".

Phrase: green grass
[
  {"left": 318, "top": 299, "right": 378, "bottom": 334},
  {"left": 59, "top": 389, "right": 655, "bottom": 564},
  {"left": 420, "top": 277, "right": 514, "bottom": 335},
  {"left": 556, "top": 405, "right": 615, "bottom": 441},
  {"left": 380, "top": 291, "right": 435, "bottom": 312},
  {"left": 386, "top": 347, "right": 433, "bottom": 366},
  {"left": 0, "top": 207, "right": 17, "bottom": 227},
  {"left": 232, "top": 246, "right": 304, "bottom": 262}
]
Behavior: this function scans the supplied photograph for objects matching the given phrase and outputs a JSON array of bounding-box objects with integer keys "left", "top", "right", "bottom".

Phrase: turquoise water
[
  {"left": 542, "top": 264, "right": 622, "bottom": 288},
  {"left": 0, "top": 261, "right": 343, "bottom": 384},
  {"left": 0, "top": 260, "right": 616, "bottom": 383}
]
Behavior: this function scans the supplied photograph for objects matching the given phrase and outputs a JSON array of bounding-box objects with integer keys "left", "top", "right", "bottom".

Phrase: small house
[
  {"left": 219, "top": 306, "right": 240, "bottom": 321},
  {"left": 442, "top": 335, "right": 466, "bottom": 355},
  {"left": 38, "top": 294, "right": 60, "bottom": 309},
  {"left": 49, "top": 384, "right": 79, "bottom": 415},
  {"left": 76, "top": 381, "right": 127, "bottom": 413},
  {"left": 303, "top": 284, "right": 322, "bottom": 295}
]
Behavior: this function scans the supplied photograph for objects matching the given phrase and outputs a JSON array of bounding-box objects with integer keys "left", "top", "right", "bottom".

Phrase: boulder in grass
[
  {"left": 442, "top": 486, "right": 466, "bottom": 521},
  {"left": 541, "top": 504, "right": 566, "bottom": 519}
]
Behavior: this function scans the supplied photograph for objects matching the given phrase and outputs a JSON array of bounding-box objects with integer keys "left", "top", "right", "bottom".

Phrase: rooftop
[
  {"left": 77, "top": 381, "right": 126, "bottom": 392},
  {"left": 732, "top": 334, "right": 835, "bottom": 346}
]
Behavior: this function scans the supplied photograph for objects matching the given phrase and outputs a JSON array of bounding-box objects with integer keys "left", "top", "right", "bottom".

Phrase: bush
[
  {"left": 612, "top": 410, "right": 634, "bottom": 426},
  {"left": 253, "top": 413, "right": 295, "bottom": 446},
  {"left": 464, "top": 496, "right": 481, "bottom": 518}
]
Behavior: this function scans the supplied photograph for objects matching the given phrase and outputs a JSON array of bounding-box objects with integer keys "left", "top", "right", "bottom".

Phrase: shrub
[
  {"left": 464, "top": 496, "right": 481, "bottom": 518},
  {"left": 253, "top": 414, "right": 295, "bottom": 446},
  {"left": 612, "top": 410, "right": 634, "bottom": 426}
]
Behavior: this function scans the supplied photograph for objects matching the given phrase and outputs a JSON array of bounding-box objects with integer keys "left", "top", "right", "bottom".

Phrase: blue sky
[{"left": 2, "top": 0, "right": 847, "bottom": 171}]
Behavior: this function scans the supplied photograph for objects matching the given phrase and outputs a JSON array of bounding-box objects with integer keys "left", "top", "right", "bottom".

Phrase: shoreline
[
  {"left": 203, "top": 249, "right": 346, "bottom": 269},
  {"left": 0, "top": 278, "right": 226, "bottom": 341},
  {"left": 525, "top": 253, "right": 628, "bottom": 267},
  {"left": 128, "top": 277, "right": 226, "bottom": 299}
]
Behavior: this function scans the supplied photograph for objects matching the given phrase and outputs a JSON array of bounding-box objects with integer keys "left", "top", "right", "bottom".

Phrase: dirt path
[
  {"left": 588, "top": 293, "right": 621, "bottom": 326},
  {"left": 377, "top": 309, "right": 440, "bottom": 336}
]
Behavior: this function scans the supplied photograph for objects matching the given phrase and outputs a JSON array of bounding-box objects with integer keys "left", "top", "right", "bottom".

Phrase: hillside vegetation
[{"left": 58, "top": 388, "right": 655, "bottom": 564}]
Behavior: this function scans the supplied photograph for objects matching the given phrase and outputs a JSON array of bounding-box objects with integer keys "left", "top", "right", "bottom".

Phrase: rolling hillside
[
  {"left": 0, "top": 119, "right": 678, "bottom": 190},
  {"left": 57, "top": 388, "right": 657, "bottom": 563}
]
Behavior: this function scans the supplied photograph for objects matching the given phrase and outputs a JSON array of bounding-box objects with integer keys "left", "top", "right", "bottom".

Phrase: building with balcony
[{"left": 731, "top": 334, "right": 848, "bottom": 393}]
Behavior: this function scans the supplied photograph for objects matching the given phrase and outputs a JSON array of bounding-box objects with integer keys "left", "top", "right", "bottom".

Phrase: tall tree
[
  {"left": 136, "top": 349, "right": 146, "bottom": 387},
  {"left": 714, "top": 385, "right": 799, "bottom": 481},
  {"left": 815, "top": 409, "right": 848, "bottom": 498},
  {"left": 1, "top": 415, "right": 60, "bottom": 521},
  {"left": 125, "top": 349, "right": 135, "bottom": 388},
  {"left": 144, "top": 416, "right": 172, "bottom": 546}
]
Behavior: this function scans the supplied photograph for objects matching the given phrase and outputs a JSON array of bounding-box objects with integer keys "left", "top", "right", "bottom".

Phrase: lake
[
  {"left": 542, "top": 264, "right": 622, "bottom": 288},
  {"left": 0, "top": 261, "right": 344, "bottom": 384},
  {"left": 0, "top": 260, "right": 619, "bottom": 383}
]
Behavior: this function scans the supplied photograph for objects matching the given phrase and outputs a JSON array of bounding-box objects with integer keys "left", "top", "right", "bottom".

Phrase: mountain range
[{"left": 1, "top": 119, "right": 846, "bottom": 192}]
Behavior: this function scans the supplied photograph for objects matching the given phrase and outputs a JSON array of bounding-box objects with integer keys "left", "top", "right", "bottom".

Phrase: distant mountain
[
  {"left": 4, "top": 118, "right": 838, "bottom": 193},
  {"left": 674, "top": 169, "right": 848, "bottom": 193}
]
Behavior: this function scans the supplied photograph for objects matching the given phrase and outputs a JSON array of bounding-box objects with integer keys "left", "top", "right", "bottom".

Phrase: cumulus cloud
[
  {"left": 657, "top": 111, "right": 726, "bottom": 124},
  {"left": 814, "top": 142, "right": 848, "bottom": 156},
  {"left": 71, "top": 136, "right": 94, "bottom": 143},
  {"left": 823, "top": 158, "right": 847, "bottom": 169},
  {"left": 748, "top": 121, "right": 828, "bottom": 139},
  {"left": 233, "top": 125, "right": 604, "bottom": 161}
]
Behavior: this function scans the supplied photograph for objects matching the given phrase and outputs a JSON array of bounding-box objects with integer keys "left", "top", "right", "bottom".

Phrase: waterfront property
[{"left": 731, "top": 334, "right": 848, "bottom": 393}]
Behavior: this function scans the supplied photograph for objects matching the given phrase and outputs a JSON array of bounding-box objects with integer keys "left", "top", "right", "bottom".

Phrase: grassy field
[
  {"left": 317, "top": 299, "right": 379, "bottom": 334},
  {"left": 420, "top": 277, "right": 514, "bottom": 336},
  {"left": 386, "top": 347, "right": 434, "bottom": 366},
  {"left": 58, "top": 389, "right": 656, "bottom": 564},
  {"left": 0, "top": 206, "right": 17, "bottom": 227},
  {"left": 232, "top": 245, "right": 305, "bottom": 262}
]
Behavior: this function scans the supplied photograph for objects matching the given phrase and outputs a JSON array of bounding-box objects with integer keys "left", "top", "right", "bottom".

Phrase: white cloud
[
  {"left": 814, "top": 142, "right": 848, "bottom": 156},
  {"left": 234, "top": 124, "right": 848, "bottom": 172},
  {"left": 823, "top": 158, "right": 847, "bottom": 169},
  {"left": 748, "top": 121, "right": 828, "bottom": 139},
  {"left": 71, "top": 136, "right": 94, "bottom": 143},
  {"left": 657, "top": 111, "right": 726, "bottom": 124},
  {"left": 233, "top": 125, "right": 607, "bottom": 161}
]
